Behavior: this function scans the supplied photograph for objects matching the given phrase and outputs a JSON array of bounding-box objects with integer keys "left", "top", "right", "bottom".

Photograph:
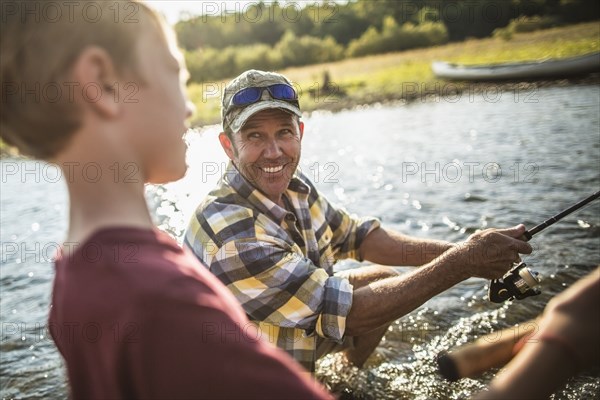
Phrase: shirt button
[{"left": 286, "top": 214, "right": 295, "bottom": 221}]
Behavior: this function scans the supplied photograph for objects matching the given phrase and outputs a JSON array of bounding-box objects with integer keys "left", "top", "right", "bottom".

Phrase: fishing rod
[
  {"left": 524, "top": 190, "right": 600, "bottom": 239},
  {"left": 438, "top": 192, "right": 600, "bottom": 382},
  {"left": 488, "top": 190, "right": 600, "bottom": 303}
]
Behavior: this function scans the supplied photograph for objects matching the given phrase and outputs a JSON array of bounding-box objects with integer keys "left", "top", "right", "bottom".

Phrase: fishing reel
[{"left": 488, "top": 262, "right": 542, "bottom": 303}]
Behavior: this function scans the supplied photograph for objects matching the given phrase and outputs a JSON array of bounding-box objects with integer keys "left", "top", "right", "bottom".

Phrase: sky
[{"left": 146, "top": 0, "right": 348, "bottom": 25}]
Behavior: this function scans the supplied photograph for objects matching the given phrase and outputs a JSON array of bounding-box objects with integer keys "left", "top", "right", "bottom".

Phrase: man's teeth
[{"left": 262, "top": 165, "right": 284, "bottom": 173}]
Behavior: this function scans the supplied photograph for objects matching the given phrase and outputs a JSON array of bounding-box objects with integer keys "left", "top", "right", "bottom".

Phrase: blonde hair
[{"left": 0, "top": 0, "right": 171, "bottom": 159}]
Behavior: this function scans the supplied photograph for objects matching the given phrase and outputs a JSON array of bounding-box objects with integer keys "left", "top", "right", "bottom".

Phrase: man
[
  {"left": 185, "top": 69, "right": 532, "bottom": 372},
  {"left": 1, "top": 4, "right": 331, "bottom": 398}
]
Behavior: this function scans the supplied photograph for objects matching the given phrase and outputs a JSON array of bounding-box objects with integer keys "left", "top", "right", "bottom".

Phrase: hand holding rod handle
[
  {"left": 488, "top": 190, "right": 600, "bottom": 303},
  {"left": 445, "top": 193, "right": 600, "bottom": 380}
]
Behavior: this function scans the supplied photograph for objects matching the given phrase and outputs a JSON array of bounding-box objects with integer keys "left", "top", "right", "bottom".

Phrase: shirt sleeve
[
  {"left": 132, "top": 291, "right": 333, "bottom": 400},
  {"left": 210, "top": 235, "right": 353, "bottom": 343},
  {"left": 320, "top": 194, "right": 381, "bottom": 261}
]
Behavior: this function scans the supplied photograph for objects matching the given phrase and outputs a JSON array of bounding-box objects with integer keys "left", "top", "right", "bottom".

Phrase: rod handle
[{"left": 438, "top": 319, "right": 538, "bottom": 381}]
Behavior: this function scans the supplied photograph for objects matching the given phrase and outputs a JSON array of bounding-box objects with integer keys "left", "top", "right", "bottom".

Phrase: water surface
[{"left": 1, "top": 85, "right": 599, "bottom": 399}]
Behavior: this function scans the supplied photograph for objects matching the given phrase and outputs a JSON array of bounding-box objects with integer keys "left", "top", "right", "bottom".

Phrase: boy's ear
[
  {"left": 218, "top": 132, "right": 236, "bottom": 160},
  {"left": 71, "top": 46, "right": 120, "bottom": 118},
  {"left": 299, "top": 121, "right": 304, "bottom": 140}
]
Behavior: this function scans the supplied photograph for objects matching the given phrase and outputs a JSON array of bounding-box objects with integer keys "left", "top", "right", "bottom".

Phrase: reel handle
[{"left": 488, "top": 262, "right": 541, "bottom": 303}]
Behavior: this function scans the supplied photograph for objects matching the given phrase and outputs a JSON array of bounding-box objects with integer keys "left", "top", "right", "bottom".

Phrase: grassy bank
[
  {"left": 0, "top": 140, "right": 15, "bottom": 157},
  {"left": 187, "top": 21, "right": 600, "bottom": 128}
]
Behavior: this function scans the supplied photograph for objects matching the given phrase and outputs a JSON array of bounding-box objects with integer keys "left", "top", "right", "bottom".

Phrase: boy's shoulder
[{"left": 54, "top": 226, "right": 243, "bottom": 313}]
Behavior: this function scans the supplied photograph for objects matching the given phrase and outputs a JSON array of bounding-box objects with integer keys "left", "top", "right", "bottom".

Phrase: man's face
[{"left": 219, "top": 108, "right": 304, "bottom": 205}]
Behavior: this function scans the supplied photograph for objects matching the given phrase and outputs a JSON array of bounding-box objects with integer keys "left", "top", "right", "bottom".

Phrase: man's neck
[{"left": 272, "top": 195, "right": 284, "bottom": 208}]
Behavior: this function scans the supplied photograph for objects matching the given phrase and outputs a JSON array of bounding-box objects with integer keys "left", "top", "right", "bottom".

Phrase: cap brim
[{"left": 228, "top": 100, "right": 302, "bottom": 133}]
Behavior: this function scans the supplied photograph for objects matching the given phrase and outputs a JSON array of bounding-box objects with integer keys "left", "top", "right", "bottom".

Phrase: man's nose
[{"left": 263, "top": 138, "right": 283, "bottom": 159}]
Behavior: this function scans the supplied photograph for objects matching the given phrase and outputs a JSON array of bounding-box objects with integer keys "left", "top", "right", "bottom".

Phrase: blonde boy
[{"left": 1, "top": 1, "right": 331, "bottom": 398}]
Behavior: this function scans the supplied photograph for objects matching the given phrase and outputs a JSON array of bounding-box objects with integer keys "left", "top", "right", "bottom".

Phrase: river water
[{"left": 1, "top": 85, "right": 599, "bottom": 399}]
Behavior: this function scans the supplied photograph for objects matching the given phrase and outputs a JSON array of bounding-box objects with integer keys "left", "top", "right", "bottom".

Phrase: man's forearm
[
  {"left": 345, "top": 248, "right": 468, "bottom": 336},
  {"left": 360, "top": 226, "right": 454, "bottom": 266},
  {"left": 347, "top": 225, "right": 532, "bottom": 336}
]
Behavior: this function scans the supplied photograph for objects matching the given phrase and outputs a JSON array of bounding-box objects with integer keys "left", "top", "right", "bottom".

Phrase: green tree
[
  {"left": 311, "top": 3, "right": 370, "bottom": 45},
  {"left": 275, "top": 31, "right": 344, "bottom": 67},
  {"left": 346, "top": 16, "right": 448, "bottom": 58}
]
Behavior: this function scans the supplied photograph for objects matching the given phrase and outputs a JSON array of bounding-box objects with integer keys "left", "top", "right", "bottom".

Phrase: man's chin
[{"left": 257, "top": 179, "right": 290, "bottom": 202}]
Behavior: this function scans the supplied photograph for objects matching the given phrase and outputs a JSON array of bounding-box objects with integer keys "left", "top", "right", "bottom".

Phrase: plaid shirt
[{"left": 184, "top": 162, "right": 380, "bottom": 371}]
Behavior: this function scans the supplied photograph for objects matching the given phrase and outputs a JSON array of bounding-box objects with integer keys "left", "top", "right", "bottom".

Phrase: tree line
[{"left": 176, "top": 0, "right": 600, "bottom": 83}]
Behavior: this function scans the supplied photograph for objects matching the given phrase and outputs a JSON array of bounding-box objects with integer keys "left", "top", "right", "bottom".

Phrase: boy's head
[{"left": 1, "top": 0, "right": 192, "bottom": 183}]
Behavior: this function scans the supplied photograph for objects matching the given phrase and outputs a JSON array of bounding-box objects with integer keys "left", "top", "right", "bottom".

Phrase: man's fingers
[
  {"left": 495, "top": 224, "right": 527, "bottom": 238},
  {"left": 509, "top": 237, "right": 533, "bottom": 254},
  {"left": 514, "top": 255, "right": 522, "bottom": 264},
  {"left": 492, "top": 225, "right": 533, "bottom": 254}
]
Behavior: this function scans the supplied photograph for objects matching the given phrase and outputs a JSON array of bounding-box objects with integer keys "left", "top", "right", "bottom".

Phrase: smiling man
[{"left": 184, "top": 69, "right": 532, "bottom": 372}]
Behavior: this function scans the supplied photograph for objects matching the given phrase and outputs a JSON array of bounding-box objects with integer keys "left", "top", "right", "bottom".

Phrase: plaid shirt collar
[{"left": 222, "top": 161, "right": 311, "bottom": 225}]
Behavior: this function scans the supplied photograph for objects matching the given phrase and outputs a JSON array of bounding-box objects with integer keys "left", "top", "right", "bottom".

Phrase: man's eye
[
  {"left": 280, "top": 129, "right": 293, "bottom": 136},
  {"left": 248, "top": 132, "right": 261, "bottom": 139}
]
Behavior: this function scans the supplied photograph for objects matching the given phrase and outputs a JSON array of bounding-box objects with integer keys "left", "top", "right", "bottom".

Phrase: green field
[{"left": 187, "top": 21, "right": 600, "bottom": 128}]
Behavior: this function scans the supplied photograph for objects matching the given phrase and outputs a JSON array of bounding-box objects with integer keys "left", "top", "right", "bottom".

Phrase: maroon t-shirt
[{"left": 49, "top": 227, "right": 332, "bottom": 399}]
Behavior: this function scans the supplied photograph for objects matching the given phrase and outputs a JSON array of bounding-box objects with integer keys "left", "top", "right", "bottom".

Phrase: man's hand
[
  {"left": 347, "top": 225, "right": 532, "bottom": 337},
  {"left": 446, "top": 224, "right": 533, "bottom": 280}
]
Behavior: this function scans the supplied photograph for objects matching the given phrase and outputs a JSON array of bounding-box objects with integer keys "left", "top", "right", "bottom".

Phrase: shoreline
[
  {"left": 187, "top": 21, "right": 600, "bottom": 128},
  {"left": 295, "top": 73, "right": 600, "bottom": 118},
  {"left": 2, "top": 21, "right": 599, "bottom": 155},
  {"left": 1, "top": 76, "right": 599, "bottom": 158},
  {"left": 186, "top": 74, "right": 600, "bottom": 129},
  {"left": 1, "top": 76, "right": 598, "bottom": 158}
]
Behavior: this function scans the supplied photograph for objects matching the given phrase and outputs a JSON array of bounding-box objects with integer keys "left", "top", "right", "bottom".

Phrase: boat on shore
[{"left": 432, "top": 52, "right": 600, "bottom": 81}]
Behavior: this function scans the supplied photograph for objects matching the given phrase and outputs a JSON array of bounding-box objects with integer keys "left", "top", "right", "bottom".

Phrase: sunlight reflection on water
[{"left": 1, "top": 85, "right": 599, "bottom": 399}]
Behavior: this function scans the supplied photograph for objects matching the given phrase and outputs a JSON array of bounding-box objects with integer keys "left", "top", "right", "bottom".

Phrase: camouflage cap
[{"left": 221, "top": 69, "right": 301, "bottom": 134}]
